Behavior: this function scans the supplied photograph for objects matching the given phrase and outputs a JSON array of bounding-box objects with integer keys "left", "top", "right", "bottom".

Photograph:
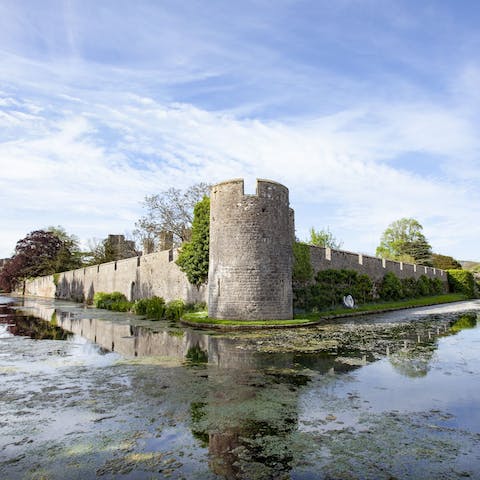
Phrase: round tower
[{"left": 208, "top": 179, "right": 293, "bottom": 320}]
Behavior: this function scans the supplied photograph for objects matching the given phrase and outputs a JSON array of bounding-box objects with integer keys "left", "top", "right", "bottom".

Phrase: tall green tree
[
  {"left": 431, "top": 253, "right": 462, "bottom": 270},
  {"left": 307, "top": 227, "right": 343, "bottom": 249},
  {"left": 176, "top": 196, "right": 210, "bottom": 287},
  {"left": 46, "top": 226, "right": 85, "bottom": 271},
  {"left": 376, "top": 218, "right": 432, "bottom": 265}
]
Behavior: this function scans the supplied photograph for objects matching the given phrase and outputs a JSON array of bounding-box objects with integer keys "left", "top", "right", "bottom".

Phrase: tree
[
  {"left": 86, "top": 235, "right": 138, "bottom": 265},
  {"left": 0, "top": 227, "right": 90, "bottom": 292},
  {"left": 0, "top": 230, "right": 63, "bottom": 291},
  {"left": 46, "top": 226, "right": 85, "bottom": 272},
  {"left": 376, "top": 218, "right": 432, "bottom": 265},
  {"left": 307, "top": 227, "right": 343, "bottom": 249},
  {"left": 134, "top": 183, "right": 211, "bottom": 248},
  {"left": 176, "top": 196, "right": 210, "bottom": 287},
  {"left": 431, "top": 253, "right": 462, "bottom": 270}
]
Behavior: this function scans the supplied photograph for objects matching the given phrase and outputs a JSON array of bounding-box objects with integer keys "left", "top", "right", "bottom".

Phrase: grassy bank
[{"left": 182, "top": 293, "right": 470, "bottom": 327}]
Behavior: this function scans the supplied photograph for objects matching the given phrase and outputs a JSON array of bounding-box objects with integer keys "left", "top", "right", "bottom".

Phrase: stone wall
[
  {"left": 309, "top": 246, "right": 447, "bottom": 283},
  {"left": 208, "top": 179, "right": 293, "bottom": 320},
  {"left": 22, "top": 249, "right": 207, "bottom": 304}
]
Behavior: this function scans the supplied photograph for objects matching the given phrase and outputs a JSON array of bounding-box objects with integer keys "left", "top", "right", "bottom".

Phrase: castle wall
[
  {"left": 309, "top": 245, "right": 447, "bottom": 284},
  {"left": 22, "top": 249, "right": 207, "bottom": 305},
  {"left": 208, "top": 179, "right": 293, "bottom": 320}
]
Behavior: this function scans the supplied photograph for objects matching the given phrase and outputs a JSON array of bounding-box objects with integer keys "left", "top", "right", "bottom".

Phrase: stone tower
[{"left": 208, "top": 179, "right": 293, "bottom": 320}]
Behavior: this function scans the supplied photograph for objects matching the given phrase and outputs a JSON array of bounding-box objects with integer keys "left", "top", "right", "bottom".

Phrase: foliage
[
  {"left": 165, "top": 299, "right": 186, "bottom": 321},
  {"left": 295, "top": 269, "right": 373, "bottom": 310},
  {"left": 134, "top": 183, "right": 211, "bottom": 248},
  {"left": 0, "top": 228, "right": 85, "bottom": 291},
  {"left": 307, "top": 227, "right": 343, "bottom": 249},
  {"left": 93, "top": 291, "right": 132, "bottom": 311},
  {"left": 450, "top": 313, "right": 477, "bottom": 333},
  {"left": 185, "top": 301, "right": 207, "bottom": 312},
  {"left": 400, "top": 277, "right": 417, "bottom": 298},
  {"left": 145, "top": 296, "right": 166, "bottom": 320},
  {"left": 292, "top": 242, "right": 313, "bottom": 284},
  {"left": 131, "top": 298, "right": 150, "bottom": 315},
  {"left": 86, "top": 235, "right": 138, "bottom": 265},
  {"left": 183, "top": 294, "right": 468, "bottom": 325},
  {"left": 376, "top": 218, "right": 432, "bottom": 265},
  {"left": 132, "top": 296, "right": 186, "bottom": 321},
  {"left": 176, "top": 196, "right": 210, "bottom": 287},
  {"left": 46, "top": 226, "right": 85, "bottom": 272},
  {"left": 416, "top": 274, "right": 431, "bottom": 297},
  {"left": 378, "top": 271, "right": 404, "bottom": 300},
  {"left": 186, "top": 345, "right": 208, "bottom": 363},
  {"left": 447, "top": 269, "right": 476, "bottom": 297},
  {"left": 431, "top": 253, "right": 462, "bottom": 270}
]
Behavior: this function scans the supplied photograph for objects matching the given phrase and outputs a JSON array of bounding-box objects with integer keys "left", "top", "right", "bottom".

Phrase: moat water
[{"left": 1, "top": 296, "right": 480, "bottom": 480}]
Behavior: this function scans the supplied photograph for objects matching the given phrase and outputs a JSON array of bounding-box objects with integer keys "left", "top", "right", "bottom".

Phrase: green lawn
[{"left": 181, "top": 293, "right": 470, "bottom": 327}]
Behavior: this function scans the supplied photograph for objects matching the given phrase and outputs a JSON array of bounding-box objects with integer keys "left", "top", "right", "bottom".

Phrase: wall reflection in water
[{"left": 6, "top": 297, "right": 478, "bottom": 480}]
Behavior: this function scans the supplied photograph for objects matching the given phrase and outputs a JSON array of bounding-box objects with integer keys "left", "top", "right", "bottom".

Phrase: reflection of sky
[{"left": 299, "top": 324, "right": 480, "bottom": 434}]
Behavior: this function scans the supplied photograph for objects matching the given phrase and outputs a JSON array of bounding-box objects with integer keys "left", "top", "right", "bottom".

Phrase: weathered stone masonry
[
  {"left": 21, "top": 177, "right": 447, "bottom": 320},
  {"left": 309, "top": 246, "right": 446, "bottom": 283},
  {"left": 23, "top": 249, "right": 207, "bottom": 305},
  {"left": 208, "top": 179, "right": 293, "bottom": 320}
]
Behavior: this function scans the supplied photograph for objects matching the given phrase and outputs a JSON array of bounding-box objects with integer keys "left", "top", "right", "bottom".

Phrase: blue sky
[{"left": 0, "top": 0, "right": 479, "bottom": 260}]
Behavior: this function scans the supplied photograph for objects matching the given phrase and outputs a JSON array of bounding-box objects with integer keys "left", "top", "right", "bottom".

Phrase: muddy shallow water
[{"left": 1, "top": 296, "right": 480, "bottom": 479}]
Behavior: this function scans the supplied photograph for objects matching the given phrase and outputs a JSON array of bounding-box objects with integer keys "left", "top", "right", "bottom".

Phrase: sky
[{"left": 0, "top": 0, "right": 479, "bottom": 260}]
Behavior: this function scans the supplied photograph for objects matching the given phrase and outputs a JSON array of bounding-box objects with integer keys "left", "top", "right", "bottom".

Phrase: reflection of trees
[
  {"left": 388, "top": 312, "right": 479, "bottom": 378},
  {"left": 389, "top": 344, "right": 436, "bottom": 378},
  {"left": 450, "top": 313, "right": 478, "bottom": 333},
  {"left": 5, "top": 315, "right": 70, "bottom": 340}
]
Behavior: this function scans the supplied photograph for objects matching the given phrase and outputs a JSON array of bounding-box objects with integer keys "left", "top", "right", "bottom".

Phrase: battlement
[{"left": 211, "top": 178, "right": 289, "bottom": 206}]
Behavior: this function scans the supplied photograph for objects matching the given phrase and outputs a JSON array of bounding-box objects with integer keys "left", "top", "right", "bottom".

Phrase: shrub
[
  {"left": 430, "top": 278, "right": 444, "bottom": 295},
  {"left": 185, "top": 301, "right": 207, "bottom": 313},
  {"left": 401, "top": 277, "right": 419, "bottom": 298},
  {"left": 132, "top": 298, "right": 149, "bottom": 315},
  {"left": 145, "top": 296, "right": 166, "bottom": 320},
  {"left": 165, "top": 299, "right": 185, "bottom": 321},
  {"left": 109, "top": 300, "right": 133, "bottom": 312},
  {"left": 93, "top": 291, "right": 127, "bottom": 309},
  {"left": 447, "top": 269, "right": 475, "bottom": 297},
  {"left": 93, "top": 292, "right": 133, "bottom": 312},
  {"left": 416, "top": 275, "right": 431, "bottom": 297},
  {"left": 379, "top": 272, "right": 403, "bottom": 300},
  {"left": 298, "top": 269, "right": 373, "bottom": 310}
]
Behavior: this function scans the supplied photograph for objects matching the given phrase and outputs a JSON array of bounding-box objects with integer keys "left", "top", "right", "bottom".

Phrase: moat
[{"left": 1, "top": 296, "right": 480, "bottom": 479}]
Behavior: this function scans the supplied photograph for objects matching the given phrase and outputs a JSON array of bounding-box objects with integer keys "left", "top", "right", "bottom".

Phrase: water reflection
[{"left": 2, "top": 296, "right": 480, "bottom": 479}]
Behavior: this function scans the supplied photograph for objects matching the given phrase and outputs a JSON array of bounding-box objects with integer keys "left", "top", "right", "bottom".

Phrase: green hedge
[
  {"left": 447, "top": 269, "right": 476, "bottom": 297},
  {"left": 294, "top": 269, "right": 372, "bottom": 310},
  {"left": 294, "top": 269, "right": 447, "bottom": 312}
]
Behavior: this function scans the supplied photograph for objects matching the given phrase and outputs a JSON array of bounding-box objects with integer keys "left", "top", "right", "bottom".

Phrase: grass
[{"left": 182, "top": 293, "right": 470, "bottom": 327}]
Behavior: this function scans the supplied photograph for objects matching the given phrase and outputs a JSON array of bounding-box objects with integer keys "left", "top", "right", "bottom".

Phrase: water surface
[{"left": 1, "top": 296, "right": 480, "bottom": 479}]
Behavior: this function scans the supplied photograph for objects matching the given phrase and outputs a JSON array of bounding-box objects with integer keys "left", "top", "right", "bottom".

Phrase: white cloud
[{"left": 0, "top": 90, "right": 479, "bottom": 261}]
